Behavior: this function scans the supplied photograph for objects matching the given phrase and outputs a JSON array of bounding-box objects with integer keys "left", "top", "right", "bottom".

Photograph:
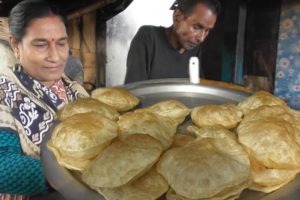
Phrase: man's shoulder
[
  {"left": 138, "top": 25, "right": 160, "bottom": 30},
  {"left": 137, "top": 25, "right": 164, "bottom": 35},
  {"left": 135, "top": 26, "right": 166, "bottom": 44}
]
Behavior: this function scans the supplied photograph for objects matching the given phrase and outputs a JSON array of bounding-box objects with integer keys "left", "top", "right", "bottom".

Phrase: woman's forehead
[{"left": 24, "top": 16, "right": 67, "bottom": 39}]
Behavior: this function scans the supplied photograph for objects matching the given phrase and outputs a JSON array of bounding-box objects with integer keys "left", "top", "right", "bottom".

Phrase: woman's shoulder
[
  {"left": 0, "top": 41, "right": 17, "bottom": 69},
  {"left": 62, "top": 74, "right": 89, "bottom": 97},
  {"left": 0, "top": 65, "right": 14, "bottom": 79}
]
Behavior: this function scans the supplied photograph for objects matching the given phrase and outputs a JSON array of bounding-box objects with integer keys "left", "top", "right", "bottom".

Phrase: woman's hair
[
  {"left": 8, "top": 0, "right": 67, "bottom": 42},
  {"left": 170, "top": 0, "right": 222, "bottom": 17}
]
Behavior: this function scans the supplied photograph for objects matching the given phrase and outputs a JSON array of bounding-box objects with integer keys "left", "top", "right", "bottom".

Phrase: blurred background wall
[{"left": 106, "top": 0, "right": 174, "bottom": 86}]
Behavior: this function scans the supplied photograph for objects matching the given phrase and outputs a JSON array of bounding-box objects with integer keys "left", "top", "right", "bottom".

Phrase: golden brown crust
[
  {"left": 57, "top": 97, "right": 119, "bottom": 121},
  {"left": 91, "top": 87, "right": 139, "bottom": 112},
  {"left": 238, "top": 91, "right": 287, "bottom": 115},
  {"left": 191, "top": 103, "right": 243, "bottom": 129},
  {"left": 48, "top": 112, "right": 118, "bottom": 171},
  {"left": 81, "top": 134, "right": 163, "bottom": 188}
]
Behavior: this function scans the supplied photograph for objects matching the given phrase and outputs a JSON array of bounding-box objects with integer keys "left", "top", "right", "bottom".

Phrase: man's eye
[{"left": 192, "top": 25, "right": 198, "bottom": 30}]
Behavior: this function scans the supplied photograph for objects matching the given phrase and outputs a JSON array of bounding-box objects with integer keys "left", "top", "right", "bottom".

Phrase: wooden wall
[{"left": 67, "top": 12, "right": 97, "bottom": 92}]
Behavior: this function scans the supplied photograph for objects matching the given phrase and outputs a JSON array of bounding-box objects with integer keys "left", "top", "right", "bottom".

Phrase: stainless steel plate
[
  {"left": 41, "top": 78, "right": 300, "bottom": 200},
  {"left": 123, "top": 79, "right": 250, "bottom": 108}
]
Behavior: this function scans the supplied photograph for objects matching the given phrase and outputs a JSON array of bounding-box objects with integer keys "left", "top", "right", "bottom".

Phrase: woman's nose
[{"left": 47, "top": 44, "right": 60, "bottom": 62}]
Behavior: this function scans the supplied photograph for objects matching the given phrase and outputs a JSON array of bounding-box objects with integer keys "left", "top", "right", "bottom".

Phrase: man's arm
[{"left": 125, "top": 26, "right": 152, "bottom": 84}]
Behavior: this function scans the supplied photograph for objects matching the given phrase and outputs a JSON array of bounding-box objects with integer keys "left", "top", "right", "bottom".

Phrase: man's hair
[{"left": 170, "top": 0, "right": 222, "bottom": 17}]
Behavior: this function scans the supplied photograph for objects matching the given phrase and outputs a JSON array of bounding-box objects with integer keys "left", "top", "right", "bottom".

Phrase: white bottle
[{"left": 189, "top": 56, "right": 200, "bottom": 84}]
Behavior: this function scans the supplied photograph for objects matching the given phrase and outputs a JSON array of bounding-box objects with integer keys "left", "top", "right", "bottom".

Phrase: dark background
[{"left": 0, "top": 0, "right": 289, "bottom": 88}]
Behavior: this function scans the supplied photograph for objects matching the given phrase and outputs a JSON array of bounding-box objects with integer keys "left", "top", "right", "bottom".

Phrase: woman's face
[{"left": 13, "top": 16, "right": 69, "bottom": 87}]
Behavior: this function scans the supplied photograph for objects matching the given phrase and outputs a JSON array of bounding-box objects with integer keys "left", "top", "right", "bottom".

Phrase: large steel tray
[{"left": 41, "top": 78, "right": 300, "bottom": 200}]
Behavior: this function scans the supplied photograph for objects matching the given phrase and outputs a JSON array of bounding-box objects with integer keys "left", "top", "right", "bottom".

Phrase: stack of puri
[
  {"left": 48, "top": 96, "right": 122, "bottom": 171},
  {"left": 81, "top": 99, "right": 191, "bottom": 200},
  {"left": 47, "top": 87, "right": 300, "bottom": 200},
  {"left": 47, "top": 89, "right": 174, "bottom": 200},
  {"left": 160, "top": 125, "right": 251, "bottom": 200},
  {"left": 48, "top": 88, "right": 140, "bottom": 171},
  {"left": 236, "top": 92, "right": 300, "bottom": 193},
  {"left": 188, "top": 90, "right": 300, "bottom": 196}
]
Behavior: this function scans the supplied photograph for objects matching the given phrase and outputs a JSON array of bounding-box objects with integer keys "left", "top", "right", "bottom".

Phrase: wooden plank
[
  {"left": 84, "top": 67, "right": 97, "bottom": 84},
  {"left": 95, "top": 17, "right": 106, "bottom": 87},
  {"left": 66, "top": 13, "right": 97, "bottom": 87},
  {"left": 70, "top": 48, "right": 80, "bottom": 60},
  {"left": 82, "top": 13, "right": 96, "bottom": 53},
  {"left": 82, "top": 52, "right": 95, "bottom": 67},
  {"left": 68, "top": 18, "right": 81, "bottom": 50},
  {"left": 81, "top": 12, "right": 96, "bottom": 86}
]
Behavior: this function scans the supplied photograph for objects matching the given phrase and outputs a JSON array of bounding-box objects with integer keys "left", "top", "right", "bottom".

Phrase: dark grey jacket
[{"left": 125, "top": 25, "right": 203, "bottom": 84}]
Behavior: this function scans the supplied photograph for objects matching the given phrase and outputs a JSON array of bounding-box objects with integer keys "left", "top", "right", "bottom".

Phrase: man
[{"left": 124, "top": 0, "right": 221, "bottom": 84}]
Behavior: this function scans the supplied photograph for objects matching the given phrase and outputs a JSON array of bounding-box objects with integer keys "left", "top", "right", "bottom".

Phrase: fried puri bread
[
  {"left": 166, "top": 185, "right": 245, "bottom": 200},
  {"left": 57, "top": 97, "right": 119, "bottom": 121},
  {"left": 237, "top": 117, "right": 300, "bottom": 169},
  {"left": 135, "top": 99, "right": 191, "bottom": 126},
  {"left": 242, "top": 105, "right": 290, "bottom": 121},
  {"left": 248, "top": 157, "right": 300, "bottom": 193},
  {"left": 170, "top": 134, "right": 195, "bottom": 148},
  {"left": 93, "top": 168, "right": 169, "bottom": 200},
  {"left": 187, "top": 125, "right": 238, "bottom": 142},
  {"left": 157, "top": 137, "right": 250, "bottom": 199},
  {"left": 82, "top": 134, "right": 163, "bottom": 188},
  {"left": 47, "top": 112, "right": 118, "bottom": 171},
  {"left": 191, "top": 103, "right": 243, "bottom": 129},
  {"left": 242, "top": 105, "right": 300, "bottom": 139},
  {"left": 91, "top": 87, "right": 139, "bottom": 112},
  {"left": 118, "top": 111, "right": 177, "bottom": 149},
  {"left": 238, "top": 91, "right": 287, "bottom": 115}
]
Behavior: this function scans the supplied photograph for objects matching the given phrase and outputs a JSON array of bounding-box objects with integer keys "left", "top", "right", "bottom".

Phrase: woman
[{"left": 0, "top": 0, "right": 88, "bottom": 199}]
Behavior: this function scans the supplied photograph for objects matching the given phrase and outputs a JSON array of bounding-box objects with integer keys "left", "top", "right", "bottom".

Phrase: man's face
[
  {"left": 12, "top": 16, "right": 69, "bottom": 87},
  {"left": 173, "top": 3, "right": 217, "bottom": 50}
]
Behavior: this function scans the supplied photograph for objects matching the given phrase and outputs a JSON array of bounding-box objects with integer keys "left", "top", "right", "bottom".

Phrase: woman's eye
[
  {"left": 57, "top": 42, "right": 67, "bottom": 47},
  {"left": 34, "top": 43, "right": 47, "bottom": 48}
]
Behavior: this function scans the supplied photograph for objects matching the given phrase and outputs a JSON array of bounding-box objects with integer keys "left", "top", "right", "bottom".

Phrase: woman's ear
[{"left": 9, "top": 36, "right": 20, "bottom": 59}]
